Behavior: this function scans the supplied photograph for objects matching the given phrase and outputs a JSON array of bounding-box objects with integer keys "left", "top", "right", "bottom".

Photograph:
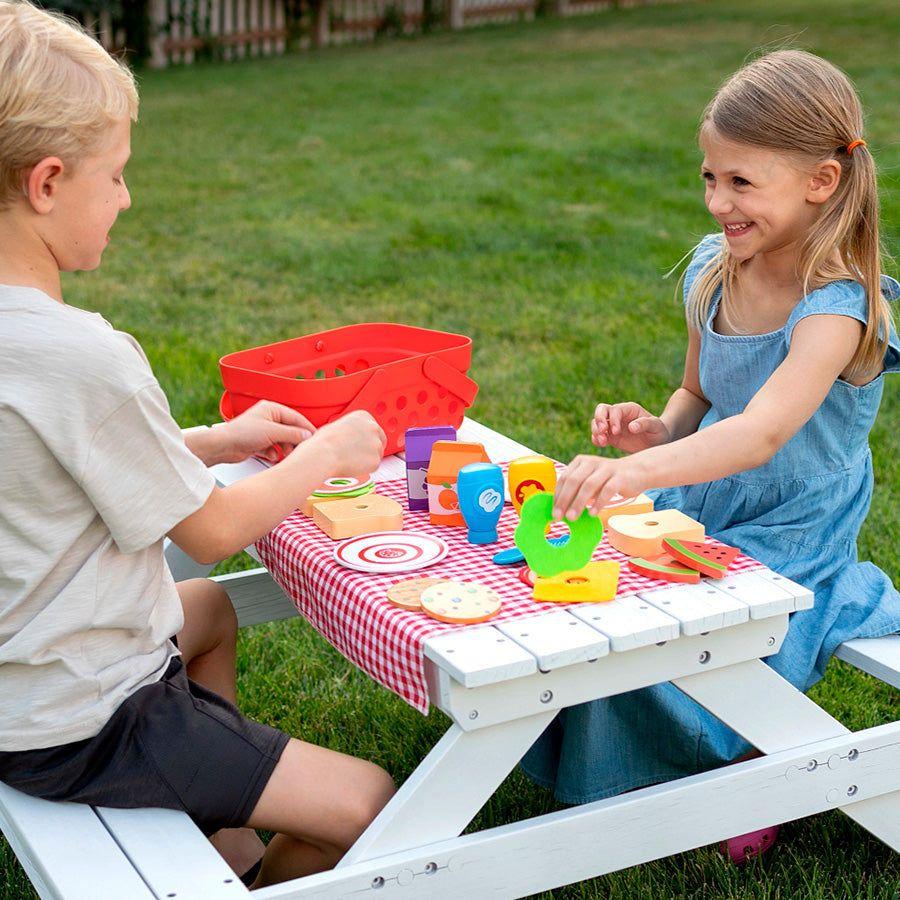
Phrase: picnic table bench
[{"left": 2, "top": 418, "right": 898, "bottom": 899}]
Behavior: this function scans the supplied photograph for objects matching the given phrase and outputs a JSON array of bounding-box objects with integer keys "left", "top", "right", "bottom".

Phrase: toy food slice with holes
[
  {"left": 629, "top": 556, "right": 701, "bottom": 584},
  {"left": 386, "top": 577, "right": 448, "bottom": 611},
  {"left": 606, "top": 509, "right": 704, "bottom": 558},
  {"left": 420, "top": 580, "right": 502, "bottom": 624},
  {"left": 303, "top": 482, "right": 375, "bottom": 516},
  {"left": 597, "top": 492, "right": 654, "bottom": 525},
  {"left": 514, "top": 492, "right": 603, "bottom": 578},
  {"left": 662, "top": 539, "right": 740, "bottom": 579},
  {"left": 533, "top": 561, "right": 620, "bottom": 603},
  {"left": 313, "top": 493, "right": 403, "bottom": 540}
]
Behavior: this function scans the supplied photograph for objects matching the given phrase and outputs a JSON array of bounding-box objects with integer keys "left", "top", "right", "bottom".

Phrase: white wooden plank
[
  {"left": 835, "top": 635, "right": 900, "bottom": 689},
  {"left": 569, "top": 595, "right": 680, "bottom": 652},
  {"left": 457, "top": 417, "right": 537, "bottom": 463},
  {"left": 495, "top": 611, "right": 609, "bottom": 671},
  {"left": 639, "top": 582, "right": 749, "bottom": 636},
  {"left": 97, "top": 806, "right": 249, "bottom": 898},
  {"left": 754, "top": 567, "right": 815, "bottom": 611},
  {"left": 0, "top": 783, "right": 153, "bottom": 900},
  {"left": 424, "top": 626, "right": 537, "bottom": 687},
  {"left": 706, "top": 569, "right": 798, "bottom": 618},
  {"left": 254, "top": 722, "right": 900, "bottom": 899},
  {"left": 213, "top": 567, "right": 299, "bottom": 627}
]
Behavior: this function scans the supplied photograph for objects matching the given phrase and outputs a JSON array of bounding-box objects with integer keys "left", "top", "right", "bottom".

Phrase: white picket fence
[{"left": 79, "top": 0, "right": 671, "bottom": 67}]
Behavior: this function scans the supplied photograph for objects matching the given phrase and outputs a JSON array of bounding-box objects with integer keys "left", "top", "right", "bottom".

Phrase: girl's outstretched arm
[
  {"left": 553, "top": 314, "right": 863, "bottom": 521},
  {"left": 658, "top": 326, "right": 710, "bottom": 442}
]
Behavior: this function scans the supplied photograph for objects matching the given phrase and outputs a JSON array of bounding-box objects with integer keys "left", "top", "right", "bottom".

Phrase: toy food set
[
  {"left": 219, "top": 323, "right": 478, "bottom": 457},
  {"left": 628, "top": 556, "right": 701, "bottom": 584},
  {"left": 312, "top": 493, "right": 403, "bottom": 540},
  {"left": 514, "top": 492, "right": 604, "bottom": 578},
  {"left": 492, "top": 534, "right": 568, "bottom": 566},
  {"left": 332, "top": 531, "right": 449, "bottom": 573},
  {"left": 405, "top": 426, "right": 457, "bottom": 511},
  {"left": 597, "top": 493, "right": 654, "bottom": 525},
  {"left": 458, "top": 462, "right": 504, "bottom": 544},
  {"left": 507, "top": 455, "right": 557, "bottom": 515},
  {"left": 606, "top": 509, "right": 704, "bottom": 558},
  {"left": 426, "top": 441, "right": 490, "bottom": 526},
  {"left": 663, "top": 538, "right": 740, "bottom": 579},
  {"left": 419, "top": 580, "right": 502, "bottom": 624},
  {"left": 303, "top": 476, "right": 375, "bottom": 516},
  {"left": 386, "top": 577, "right": 445, "bottom": 611},
  {"left": 532, "top": 561, "right": 620, "bottom": 603}
]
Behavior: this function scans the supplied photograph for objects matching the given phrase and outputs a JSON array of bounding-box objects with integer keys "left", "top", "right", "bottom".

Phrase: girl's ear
[
  {"left": 24, "top": 157, "right": 65, "bottom": 214},
  {"left": 806, "top": 158, "right": 842, "bottom": 205}
]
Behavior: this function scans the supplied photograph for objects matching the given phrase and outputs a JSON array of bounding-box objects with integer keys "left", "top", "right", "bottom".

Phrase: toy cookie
[
  {"left": 386, "top": 577, "right": 447, "bottom": 611},
  {"left": 420, "top": 580, "right": 502, "bottom": 624}
]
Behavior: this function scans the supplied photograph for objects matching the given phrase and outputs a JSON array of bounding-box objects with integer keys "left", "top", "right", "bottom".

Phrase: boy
[{"left": 0, "top": 2, "right": 394, "bottom": 889}]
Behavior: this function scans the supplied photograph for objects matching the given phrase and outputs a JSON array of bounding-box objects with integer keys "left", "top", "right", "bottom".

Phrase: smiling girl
[{"left": 522, "top": 49, "right": 899, "bottom": 862}]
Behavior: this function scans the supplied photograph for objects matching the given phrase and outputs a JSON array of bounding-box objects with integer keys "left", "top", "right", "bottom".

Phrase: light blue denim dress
[{"left": 521, "top": 234, "right": 900, "bottom": 803}]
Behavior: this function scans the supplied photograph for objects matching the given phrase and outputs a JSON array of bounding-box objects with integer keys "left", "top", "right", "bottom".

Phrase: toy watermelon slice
[
  {"left": 629, "top": 557, "right": 700, "bottom": 584},
  {"left": 662, "top": 539, "right": 740, "bottom": 579}
]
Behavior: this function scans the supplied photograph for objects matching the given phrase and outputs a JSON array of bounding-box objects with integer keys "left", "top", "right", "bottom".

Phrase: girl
[{"left": 520, "top": 49, "right": 899, "bottom": 862}]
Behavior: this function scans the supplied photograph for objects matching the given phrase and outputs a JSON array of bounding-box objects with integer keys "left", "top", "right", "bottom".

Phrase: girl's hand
[
  {"left": 219, "top": 400, "right": 316, "bottom": 464},
  {"left": 591, "top": 402, "right": 670, "bottom": 453},
  {"left": 552, "top": 454, "right": 646, "bottom": 522},
  {"left": 306, "top": 410, "right": 387, "bottom": 480}
]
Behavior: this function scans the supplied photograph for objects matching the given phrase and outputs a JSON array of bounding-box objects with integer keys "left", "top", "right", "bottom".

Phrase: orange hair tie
[{"left": 846, "top": 139, "right": 867, "bottom": 155}]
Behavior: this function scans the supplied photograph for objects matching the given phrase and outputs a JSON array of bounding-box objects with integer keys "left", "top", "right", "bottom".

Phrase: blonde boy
[{"left": 0, "top": 2, "right": 393, "bottom": 888}]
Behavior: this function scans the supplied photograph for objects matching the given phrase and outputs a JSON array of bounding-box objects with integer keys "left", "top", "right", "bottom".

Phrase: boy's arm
[{"left": 168, "top": 411, "right": 386, "bottom": 564}]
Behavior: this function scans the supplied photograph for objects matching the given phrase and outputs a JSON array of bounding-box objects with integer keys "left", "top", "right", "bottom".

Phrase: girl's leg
[
  {"left": 245, "top": 738, "right": 396, "bottom": 888},
  {"left": 176, "top": 578, "right": 265, "bottom": 877}
]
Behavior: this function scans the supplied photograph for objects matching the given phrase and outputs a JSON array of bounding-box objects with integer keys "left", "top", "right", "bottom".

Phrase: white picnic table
[{"left": 2, "top": 418, "right": 898, "bottom": 899}]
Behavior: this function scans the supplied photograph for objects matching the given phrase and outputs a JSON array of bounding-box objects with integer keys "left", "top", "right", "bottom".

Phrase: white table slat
[
  {"left": 753, "top": 567, "right": 815, "bottom": 611},
  {"left": 424, "top": 625, "right": 538, "bottom": 688},
  {"left": 97, "top": 806, "right": 249, "bottom": 898},
  {"left": 707, "top": 569, "right": 802, "bottom": 618},
  {"left": 457, "top": 418, "right": 537, "bottom": 463},
  {"left": 639, "top": 582, "right": 750, "bottom": 636},
  {"left": 495, "top": 611, "right": 610, "bottom": 671},
  {"left": 569, "top": 595, "right": 681, "bottom": 652}
]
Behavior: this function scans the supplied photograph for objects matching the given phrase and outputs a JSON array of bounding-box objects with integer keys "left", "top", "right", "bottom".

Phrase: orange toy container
[{"left": 219, "top": 323, "right": 478, "bottom": 457}]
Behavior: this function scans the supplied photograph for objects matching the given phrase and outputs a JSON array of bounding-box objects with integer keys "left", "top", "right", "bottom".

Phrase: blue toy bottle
[{"left": 458, "top": 463, "right": 504, "bottom": 544}]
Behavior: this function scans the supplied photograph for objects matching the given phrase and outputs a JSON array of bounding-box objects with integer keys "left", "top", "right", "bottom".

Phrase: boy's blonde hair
[
  {"left": 687, "top": 50, "right": 891, "bottom": 382},
  {"left": 0, "top": 0, "right": 138, "bottom": 209}
]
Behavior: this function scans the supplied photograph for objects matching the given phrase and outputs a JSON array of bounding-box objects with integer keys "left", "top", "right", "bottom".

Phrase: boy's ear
[
  {"left": 806, "top": 159, "right": 841, "bottom": 205},
  {"left": 25, "top": 157, "right": 65, "bottom": 214}
]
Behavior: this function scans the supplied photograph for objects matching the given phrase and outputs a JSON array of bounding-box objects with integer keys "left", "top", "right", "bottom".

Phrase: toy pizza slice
[
  {"left": 386, "top": 577, "right": 447, "bottom": 611},
  {"left": 629, "top": 556, "right": 700, "bottom": 584},
  {"left": 662, "top": 539, "right": 740, "bottom": 579},
  {"left": 420, "top": 581, "right": 502, "bottom": 624}
]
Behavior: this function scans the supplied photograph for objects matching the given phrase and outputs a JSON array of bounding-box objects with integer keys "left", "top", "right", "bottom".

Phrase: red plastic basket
[{"left": 219, "top": 323, "right": 478, "bottom": 457}]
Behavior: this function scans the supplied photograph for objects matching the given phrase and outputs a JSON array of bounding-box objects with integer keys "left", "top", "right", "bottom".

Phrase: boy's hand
[
  {"left": 306, "top": 410, "right": 387, "bottom": 480},
  {"left": 591, "top": 402, "right": 670, "bottom": 453},
  {"left": 553, "top": 454, "right": 646, "bottom": 522},
  {"left": 219, "top": 401, "right": 316, "bottom": 464}
]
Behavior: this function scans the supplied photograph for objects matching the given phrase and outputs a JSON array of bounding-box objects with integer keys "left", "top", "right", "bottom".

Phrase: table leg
[
  {"left": 673, "top": 659, "right": 900, "bottom": 851},
  {"left": 338, "top": 711, "right": 555, "bottom": 867}
]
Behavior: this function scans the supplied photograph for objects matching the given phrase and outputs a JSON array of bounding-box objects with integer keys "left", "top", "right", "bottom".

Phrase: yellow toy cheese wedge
[
  {"left": 313, "top": 493, "right": 403, "bottom": 540},
  {"left": 606, "top": 509, "right": 705, "bottom": 558},
  {"left": 533, "top": 561, "right": 620, "bottom": 603},
  {"left": 597, "top": 493, "right": 654, "bottom": 526}
]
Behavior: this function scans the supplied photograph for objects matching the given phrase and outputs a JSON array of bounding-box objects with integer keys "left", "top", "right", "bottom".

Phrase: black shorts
[{"left": 0, "top": 655, "right": 290, "bottom": 836}]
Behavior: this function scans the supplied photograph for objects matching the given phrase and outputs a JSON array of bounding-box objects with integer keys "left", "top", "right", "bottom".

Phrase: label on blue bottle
[{"left": 477, "top": 487, "right": 503, "bottom": 514}]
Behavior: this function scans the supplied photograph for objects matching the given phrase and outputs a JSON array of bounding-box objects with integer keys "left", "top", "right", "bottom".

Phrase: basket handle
[
  {"left": 326, "top": 368, "right": 390, "bottom": 423},
  {"left": 423, "top": 356, "right": 479, "bottom": 405}
]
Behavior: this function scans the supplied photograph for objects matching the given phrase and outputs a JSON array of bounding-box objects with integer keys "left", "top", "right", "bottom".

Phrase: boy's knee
[{"left": 343, "top": 765, "right": 396, "bottom": 844}]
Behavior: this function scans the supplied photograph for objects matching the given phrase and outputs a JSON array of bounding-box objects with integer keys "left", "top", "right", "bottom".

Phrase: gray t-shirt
[{"left": 0, "top": 285, "right": 216, "bottom": 751}]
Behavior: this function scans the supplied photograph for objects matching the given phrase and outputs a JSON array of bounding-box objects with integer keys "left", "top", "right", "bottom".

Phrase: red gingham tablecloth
[{"left": 256, "top": 476, "right": 764, "bottom": 713}]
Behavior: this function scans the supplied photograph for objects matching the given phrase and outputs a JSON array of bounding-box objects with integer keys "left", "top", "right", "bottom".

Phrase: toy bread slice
[
  {"left": 629, "top": 556, "right": 700, "bottom": 584},
  {"left": 313, "top": 493, "right": 403, "bottom": 540},
  {"left": 597, "top": 493, "right": 654, "bottom": 525},
  {"left": 532, "top": 561, "right": 620, "bottom": 603},
  {"left": 607, "top": 509, "right": 704, "bottom": 558},
  {"left": 662, "top": 539, "right": 740, "bottom": 578}
]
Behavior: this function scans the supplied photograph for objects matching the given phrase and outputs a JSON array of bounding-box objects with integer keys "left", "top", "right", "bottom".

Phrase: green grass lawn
[{"left": 3, "top": 0, "right": 898, "bottom": 896}]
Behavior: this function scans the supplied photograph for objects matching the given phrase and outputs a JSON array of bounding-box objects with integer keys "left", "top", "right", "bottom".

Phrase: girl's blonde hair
[
  {"left": 0, "top": 0, "right": 138, "bottom": 209},
  {"left": 688, "top": 49, "right": 890, "bottom": 382}
]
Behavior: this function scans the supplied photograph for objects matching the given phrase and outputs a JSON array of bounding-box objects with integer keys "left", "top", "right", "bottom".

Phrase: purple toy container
[{"left": 405, "top": 426, "right": 457, "bottom": 510}]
